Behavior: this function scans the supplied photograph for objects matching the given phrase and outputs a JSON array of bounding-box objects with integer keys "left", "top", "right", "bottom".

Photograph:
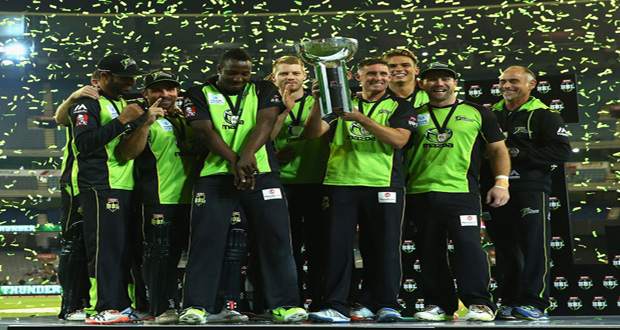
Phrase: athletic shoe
[
  {"left": 121, "top": 307, "right": 154, "bottom": 322},
  {"left": 308, "top": 308, "right": 350, "bottom": 323},
  {"left": 65, "top": 309, "right": 87, "bottom": 321},
  {"left": 207, "top": 309, "right": 249, "bottom": 323},
  {"left": 375, "top": 308, "right": 402, "bottom": 323},
  {"left": 511, "top": 305, "right": 549, "bottom": 321},
  {"left": 179, "top": 307, "right": 207, "bottom": 325},
  {"left": 413, "top": 305, "right": 451, "bottom": 321},
  {"left": 272, "top": 307, "right": 308, "bottom": 323},
  {"left": 155, "top": 309, "right": 179, "bottom": 324},
  {"left": 85, "top": 310, "right": 130, "bottom": 324},
  {"left": 464, "top": 305, "right": 495, "bottom": 322},
  {"left": 350, "top": 305, "right": 375, "bottom": 322},
  {"left": 495, "top": 305, "right": 517, "bottom": 320}
]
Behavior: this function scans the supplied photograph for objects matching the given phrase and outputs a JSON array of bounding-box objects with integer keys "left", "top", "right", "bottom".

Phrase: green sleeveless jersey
[
  {"left": 273, "top": 93, "right": 329, "bottom": 184},
  {"left": 183, "top": 79, "right": 284, "bottom": 177},
  {"left": 70, "top": 94, "right": 135, "bottom": 193},
  {"left": 323, "top": 94, "right": 416, "bottom": 188},
  {"left": 406, "top": 101, "right": 505, "bottom": 194},
  {"left": 133, "top": 103, "right": 200, "bottom": 205}
]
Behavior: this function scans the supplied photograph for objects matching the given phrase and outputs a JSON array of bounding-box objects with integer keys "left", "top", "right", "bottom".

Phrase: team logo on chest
[
  {"left": 424, "top": 128, "right": 454, "bottom": 148},
  {"left": 348, "top": 122, "right": 375, "bottom": 141},
  {"left": 106, "top": 198, "right": 120, "bottom": 212},
  {"left": 222, "top": 109, "right": 244, "bottom": 129}
]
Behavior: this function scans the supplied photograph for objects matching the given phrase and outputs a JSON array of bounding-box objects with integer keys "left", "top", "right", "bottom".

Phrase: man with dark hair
[
  {"left": 179, "top": 48, "right": 306, "bottom": 324},
  {"left": 118, "top": 70, "right": 199, "bottom": 324},
  {"left": 69, "top": 54, "right": 147, "bottom": 324},
  {"left": 269, "top": 55, "right": 329, "bottom": 309},
  {"left": 482, "top": 65, "right": 571, "bottom": 321},
  {"left": 407, "top": 62, "right": 510, "bottom": 322},
  {"left": 305, "top": 57, "right": 417, "bottom": 323},
  {"left": 382, "top": 48, "right": 428, "bottom": 107},
  {"left": 54, "top": 70, "right": 100, "bottom": 322}
]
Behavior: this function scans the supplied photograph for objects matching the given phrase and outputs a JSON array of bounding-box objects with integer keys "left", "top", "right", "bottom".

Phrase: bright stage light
[{"left": 4, "top": 43, "right": 27, "bottom": 57}]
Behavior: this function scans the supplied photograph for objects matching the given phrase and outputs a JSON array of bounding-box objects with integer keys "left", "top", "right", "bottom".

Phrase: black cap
[
  {"left": 419, "top": 61, "right": 458, "bottom": 79},
  {"left": 96, "top": 54, "right": 145, "bottom": 77},
  {"left": 144, "top": 71, "right": 180, "bottom": 89}
]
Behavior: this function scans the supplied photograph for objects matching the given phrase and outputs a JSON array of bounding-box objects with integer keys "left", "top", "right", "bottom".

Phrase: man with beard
[
  {"left": 69, "top": 54, "right": 146, "bottom": 324},
  {"left": 269, "top": 55, "right": 329, "bottom": 309},
  {"left": 406, "top": 62, "right": 509, "bottom": 322},
  {"left": 481, "top": 66, "right": 571, "bottom": 321},
  {"left": 383, "top": 48, "right": 428, "bottom": 108},
  {"left": 179, "top": 48, "right": 306, "bottom": 324},
  {"left": 117, "top": 70, "right": 200, "bottom": 324},
  {"left": 305, "top": 58, "right": 416, "bottom": 323}
]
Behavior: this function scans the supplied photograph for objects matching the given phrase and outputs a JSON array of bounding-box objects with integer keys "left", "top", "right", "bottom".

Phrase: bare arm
[
  {"left": 485, "top": 140, "right": 511, "bottom": 207},
  {"left": 338, "top": 108, "right": 411, "bottom": 149},
  {"left": 118, "top": 99, "right": 165, "bottom": 160},
  {"left": 54, "top": 86, "right": 99, "bottom": 126},
  {"left": 304, "top": 80, "right": 331, "bottom": 138}
]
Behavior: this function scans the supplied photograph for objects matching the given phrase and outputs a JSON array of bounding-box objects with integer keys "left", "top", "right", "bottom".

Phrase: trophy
[{"left": 296, "top": 37, "right": 358, "bottom": 114}]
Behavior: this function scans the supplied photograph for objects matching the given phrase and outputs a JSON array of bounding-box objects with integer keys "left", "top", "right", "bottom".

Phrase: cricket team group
[{"left": 53, "top": 45, "right": 571, "bottom": 324}]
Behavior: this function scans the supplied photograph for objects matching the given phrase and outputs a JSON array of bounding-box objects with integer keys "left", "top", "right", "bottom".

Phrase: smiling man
[
  {"left": 305, "top": 58, "right": 417, "bottom": 323},
  {"left": 179, "top": 48, "right": 306, "bottom": 324},
  {"left": 383, "top": 48, "right": 429, "bottom": 107},
  {"left": 406, "top": 62, "right": 509, "bottom": 322}
]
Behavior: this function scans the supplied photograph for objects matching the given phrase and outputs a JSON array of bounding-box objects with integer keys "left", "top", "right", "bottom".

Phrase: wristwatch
[{"left": 509, "top": 148, "right": 520, "bottom": 158}]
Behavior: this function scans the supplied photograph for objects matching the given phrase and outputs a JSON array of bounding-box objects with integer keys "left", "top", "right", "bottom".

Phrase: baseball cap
[
  {"left": 96, "top": 54, "right": 145, "bottom": 77},
  {"left": 144, "top": 71, "right": 180, "bottom": 89},
  {"left": 419, "top": 61, "right": 458, "bottom": 79}
]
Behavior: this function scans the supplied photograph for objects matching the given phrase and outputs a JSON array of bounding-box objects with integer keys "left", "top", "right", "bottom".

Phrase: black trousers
[
  {"left": 321, "top": 186, "right": 404, "bottom": 316},
  {"left": 183, "top": 173, "right": 299, "bottom": 313},
  {"left": 283, "top": 183, "right": 326, "bottom": 309},
  {"left": 140, "top": 204, "right": 190, "bottom": 316},
  {"left": 407, "top": 192, "right": 495, "bottom": 314},
  {"left": 58, "top": 184, "right": 90, "bottom": 317},
  {"left": 79, "top": 188, "right": 134, "bottom": 313},
  {"left": 485, "top": 190, "right": 551, "bottom": 311}
]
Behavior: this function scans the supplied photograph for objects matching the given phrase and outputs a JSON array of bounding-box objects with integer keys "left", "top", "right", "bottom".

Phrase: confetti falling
[{"left": 0, "top": 0, "right": 618, "bottom": 292}]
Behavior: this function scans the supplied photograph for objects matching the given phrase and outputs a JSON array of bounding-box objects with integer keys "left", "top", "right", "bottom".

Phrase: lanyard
[
  {"left": 287, "top": 94, "right": 307, "bottom": 126},
  {"left": 213, "top": 83, "right": 248, "bottom": 118},
  {"left": 101, "top": 94, "right": 124, "bottom": 114},
  {"left": 357, "top": 93, "right": 388, "bottom": 119},
  {"left": 428, "top": 101, "right": 459, "bottom": 135}
]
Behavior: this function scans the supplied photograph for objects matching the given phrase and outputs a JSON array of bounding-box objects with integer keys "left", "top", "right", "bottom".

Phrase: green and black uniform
[
  {"left": 57, "top": 119, "right": 90, "bottom": 319},
  {"left": 406, "top": 100, "right": 504, "bottom": 314},
  {"left": 481, "top": 97, "right": 570, "bottom": 312},
  {"left": 273, "top": 92, "right": 329, "bottom": 307},
  {"left": 386, "top": 87, "right": 429, "bottom": 108},
  {"left": 320, "top": 93, "right": 416, "bottom": 316},
  {"left": 182, "top": 77, "right": 300, "bottom": 313},
  {"left": 70, "top": 92, "right": 138, "bottom": 314},
  {"left": 132, "top": 100, "right": 200, "bottom": 316}
]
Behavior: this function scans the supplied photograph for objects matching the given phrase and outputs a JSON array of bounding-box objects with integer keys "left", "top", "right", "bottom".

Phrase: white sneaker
[
  {"left": 121, "top": 307, "right": 154, "bottom": 322},
  {"left": 308, "top": 308, "right": 350, "bottom": 323},
  {"left": 375, "top": 308, "right": 402, "bottom": 323},
  {"left": 65, "top": 309, "right": 87, "bottom": 321},
  {"left": 206, "top": 309, "right": 249, "bottom": 323},
  {"left": 155, "top": 309, "right": 179, "bottom": 324},
  {"left": 464, "top": 305, "right": 495, "bottom": 322},
  {"left": 85, "top": 310, "right": 130, "bottom": 324},
  {"left": 413, "top": 305, "right": 452, "bottom": 321},
  {"left": 350, "top": 305, "right": 375, "bottom": 322}
]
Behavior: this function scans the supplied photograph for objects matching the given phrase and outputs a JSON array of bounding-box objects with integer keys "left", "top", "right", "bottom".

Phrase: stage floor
[{"left": 1, "top": 316, "right": 620, "bottom": 329}]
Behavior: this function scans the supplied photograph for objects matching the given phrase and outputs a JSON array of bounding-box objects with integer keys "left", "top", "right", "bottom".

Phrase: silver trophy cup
[{"left": 296, "top": 37, "right": 358, "bottom": 114}]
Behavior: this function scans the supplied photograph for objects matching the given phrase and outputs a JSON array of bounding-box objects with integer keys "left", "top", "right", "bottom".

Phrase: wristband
[
  {"left": 493, "top": 185, "right": 508, "bottom": 190},
  {"left": 495, "top": 175, "right": 509, "bottom": 180}
]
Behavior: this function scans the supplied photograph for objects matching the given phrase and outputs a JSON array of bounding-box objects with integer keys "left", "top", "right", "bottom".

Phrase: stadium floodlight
[{"left": 4, "top": 42, "right": 26, "bottom": 57}]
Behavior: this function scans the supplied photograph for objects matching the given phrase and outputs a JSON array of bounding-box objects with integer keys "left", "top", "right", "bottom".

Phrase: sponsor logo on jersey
[
  {"left": 106, "top": 104, "right": 119, "bottom": 118},
  {"left": 184, "top": 106, "right": 196, "bottom": 117},
  {"left": 74, "top": 104, "right": 88, "bottom": 114},
  {"left": 151, "top": 214, "right": 165, "bottom": 226},
  {"left": 557, "top": 126, "right": 569, "bottom": 137},
  {"left": 551, "top": 236, "right": 565, "bottom": 250},
  {"left": 509, "top": 169, "right": 520, "bottom": 179},
  {"left": 550, "top": 99, "right": 564, "bottom": 112},
  {"left": 417, "top": 114, "right": 429, "bottom": 126},
  {"left": 568, "top": 296, "right": 582, "bottom": 310},
  {"left": 460, "top": 214, "right": 478, "bottom": 226},
  {"left": 513, "top": 126, "right": 531, "bottom": 134},
  {"left": 76, "top": 114, "right": 88, "bottom": 126},
  {"left": 378, "top": 109, "right": 393, "bottom": 114},
  {"left": 348, "top": 122, "right": 375, "bottom": 141},
  {"left": 378, "top": 192, "right": 396, "bottom": 203},
  {"left": 403, "top": 279, "right": 417, "bottom": 292},
  {"left": 222, "top": 109, "right": 244, "bottom": 129},
  {"left": 537, "top": 81, "right": 551, "bottom": 94},
  {"left": 592, "top": 296, "right": 607, "bottom": 310},
  {"left": 208, "top": 93, "right": 225, "bottom": 105},
  {"left": 270, "top": 94, "right": 282, "bottom": 104},
  {"left": 561, "top": 79, "right": 575, "bottom": 92},
  {"left": 408, "top": 116, "right": 417, "bottom": 127},
  {"left": 603, "top": 276, "right": 618, "bottom": 290},
  {"left": 468, "top": 85, "right": 482, "bottom": 98},
  {"left": 554, "top": 276, "right": 568, "bottom": 290},
  {"left": 423, "top": 128, "right": 453, "bottom": 148},
  {"left": 194, "top": 192, "right": 206, "bottom": 206},
  {"left": 490, "top": 84, "right": 501, "bottom": 97},
  {"left": 262, "top": 188, "right": 282, "bottom": 200},
  {"left": 158, "top": 119, "right": 173, "bottom": 131},
  {"left": 402, "top": 240, "right": 415, "bottom": 253},
  {"left": 455, "top": 115, "right": 474, "bottom": 122},
  {"left": 106, "top": 198, "right": 120, "bottom": 212},
  {"left": 230, "top": 211, "right": 241, "bottom": 225},
  {"left": 520, "top": 207, "right": 540, "bottom": 217},
  {"left": 578, "top": 276, "right": 593, "bottom": 290}
]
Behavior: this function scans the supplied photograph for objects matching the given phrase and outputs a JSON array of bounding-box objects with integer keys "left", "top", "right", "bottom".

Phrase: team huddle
[{"left": 53, "top": 47, "right": 571, "bottom": 324}]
